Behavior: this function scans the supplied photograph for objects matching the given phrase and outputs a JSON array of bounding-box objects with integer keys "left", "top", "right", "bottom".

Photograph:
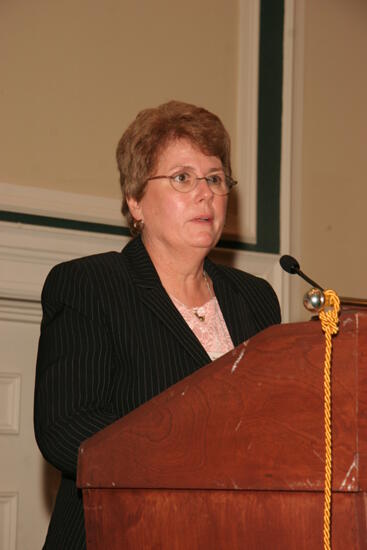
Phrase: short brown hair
[{"left": 116, "top": 100, "right": 232, "bottom": 234}]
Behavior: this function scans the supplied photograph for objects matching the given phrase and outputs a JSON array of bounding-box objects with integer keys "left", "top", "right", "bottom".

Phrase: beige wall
[
  {"left": 0, "top": 0, "right": 237, "bottom": 198},
  {"left": 291, "top": 0, "right": 367, "bottom": 320},
  {"left": 1, "top": 0, "right": 366, "bottom": 317}
]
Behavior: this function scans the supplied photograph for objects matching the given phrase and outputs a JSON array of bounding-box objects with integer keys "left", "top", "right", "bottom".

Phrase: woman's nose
[{"left": 194, "top": 177, "right": 214, "bottom": 200}]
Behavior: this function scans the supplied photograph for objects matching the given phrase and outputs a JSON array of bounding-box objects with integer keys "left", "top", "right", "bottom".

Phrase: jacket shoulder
[
  {"left": 207, "top": 260, "right": 271, "bottom": 292},
  {"left": 206, "top": 260, "right": 281, "bottom": 326},
  {"left": 41, "top": 250, "right": 131, "bottom": 321}
]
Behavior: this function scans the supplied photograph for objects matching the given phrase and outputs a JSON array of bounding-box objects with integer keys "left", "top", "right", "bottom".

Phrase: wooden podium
[{"left": 77, "top": 312, "right": 367, "bottom": 549}]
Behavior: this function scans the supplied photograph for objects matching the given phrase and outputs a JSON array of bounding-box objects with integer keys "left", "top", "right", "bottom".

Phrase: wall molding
[
  {"left": 0, "top": 493, "right": 18, "bottom": 550},
  {"left": 0, "top": 219, "right": 288, "bottom": 320},
  {"left": 0, "top": 299, "right": 42, "bottom": 324},
  {"left": 236, "top": 0, "right": 260, "bottom": 244},
  {"left": 279, "top": 0, "right": 304, "bottom": 321},
  {"left": 0, "top": 374, "right": 21, "bottom": 434},
  {"left": 0, "top": 181, "right": 123, "bottom": 227},
  {"left": 286, "top": 0, "right": 305, "bottom": 322},
  {"left": 0, "top": 220, "right": 126, "bottom": 301},
  {"left": 278, "top": 0, "right": 296, "bottom": 321}
]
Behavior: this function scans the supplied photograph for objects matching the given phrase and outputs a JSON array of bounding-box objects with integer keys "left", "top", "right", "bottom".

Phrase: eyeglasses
[{"left": 146, "top": 170, "right": 237, "bottom": 196}]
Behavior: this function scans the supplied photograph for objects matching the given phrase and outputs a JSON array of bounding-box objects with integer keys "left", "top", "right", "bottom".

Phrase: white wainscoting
[{"left": 0, "top": 493, "right": 17, "bottom": 550}]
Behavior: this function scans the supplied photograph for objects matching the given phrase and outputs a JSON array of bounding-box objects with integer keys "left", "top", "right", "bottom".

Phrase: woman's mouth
[{"left": 192, "top": 216, "right": 212, "bottom": 223}]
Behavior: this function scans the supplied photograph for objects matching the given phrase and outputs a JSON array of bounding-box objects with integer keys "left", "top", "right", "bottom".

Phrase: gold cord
[{"left": 318, "top": 290, "right": 340, "bottom": 550}]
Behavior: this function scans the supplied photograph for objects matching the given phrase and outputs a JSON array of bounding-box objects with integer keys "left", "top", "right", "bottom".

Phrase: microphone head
[{"left": 279, "top": 255, "right": 300, "bottom": 274}]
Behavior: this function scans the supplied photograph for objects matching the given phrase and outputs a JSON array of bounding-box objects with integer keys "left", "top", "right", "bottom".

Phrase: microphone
[
  {"left": 279, "top": 255, "right": 325, "bottom": 312},
  {"left": 280, "top": 255, "right": 324, "bottom": 290}
]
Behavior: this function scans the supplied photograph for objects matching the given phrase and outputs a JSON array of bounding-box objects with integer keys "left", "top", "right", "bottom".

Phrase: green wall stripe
[{"left": 256, "top": 1, "right": 284, "bottom": 253}]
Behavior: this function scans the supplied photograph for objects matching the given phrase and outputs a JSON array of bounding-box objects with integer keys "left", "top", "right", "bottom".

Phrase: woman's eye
[
  {"left": 207, "top": 174, "right": 223, "bottom": 185},
  {"left": 172, "top": 172, "right": 191, "bottom": 184}
]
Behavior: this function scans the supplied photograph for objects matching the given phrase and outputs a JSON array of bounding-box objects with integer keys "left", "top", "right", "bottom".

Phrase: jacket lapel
[{"left": 122, "top": 237, "right": 211, "bottom": 365}]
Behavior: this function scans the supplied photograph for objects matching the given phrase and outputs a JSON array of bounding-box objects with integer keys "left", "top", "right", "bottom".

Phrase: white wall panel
[{"left": 0, "top": 493, "right": 17, "bottom": 550}]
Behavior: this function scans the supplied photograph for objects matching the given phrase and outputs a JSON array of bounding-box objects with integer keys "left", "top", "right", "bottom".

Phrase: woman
[{"left": 34, "top": 100, "right": 281, "bottom": 549}]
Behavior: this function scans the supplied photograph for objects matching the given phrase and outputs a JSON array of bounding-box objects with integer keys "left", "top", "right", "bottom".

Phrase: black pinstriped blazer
[{"left": 34, "top": 235, "right": 281, "bottom": 549}]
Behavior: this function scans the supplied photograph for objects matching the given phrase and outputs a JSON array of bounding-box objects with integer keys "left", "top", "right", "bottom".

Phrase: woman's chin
[{"left": 185, "top": 233, "right": 220, "bottom": 250}]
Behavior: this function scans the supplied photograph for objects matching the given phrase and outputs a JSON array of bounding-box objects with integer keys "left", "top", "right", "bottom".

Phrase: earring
[{"left": 133, "top": 219, "right": 144, "bottom": 232}]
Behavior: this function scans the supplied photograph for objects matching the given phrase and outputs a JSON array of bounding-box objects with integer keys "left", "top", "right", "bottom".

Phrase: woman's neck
[{"left": 141, "top": 234, "right": 212, "bottom": 308}]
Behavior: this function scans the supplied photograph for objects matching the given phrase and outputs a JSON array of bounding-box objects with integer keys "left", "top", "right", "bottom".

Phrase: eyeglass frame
[{"left": 146, "top": 171, "right": 238, "bottom": 196}]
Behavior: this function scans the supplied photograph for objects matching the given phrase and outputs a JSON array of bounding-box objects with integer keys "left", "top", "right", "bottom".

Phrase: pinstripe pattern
[{"left": 34, "top": 235, "right": 281, "bottom": 549}]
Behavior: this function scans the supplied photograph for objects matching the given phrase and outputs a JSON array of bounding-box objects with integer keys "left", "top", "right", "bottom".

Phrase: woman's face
[{"left": 127, "top": 139, "right": 228, "bottom": 257}]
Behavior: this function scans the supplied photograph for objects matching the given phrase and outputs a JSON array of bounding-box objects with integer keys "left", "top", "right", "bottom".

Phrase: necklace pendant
[{"left": 194, "top": 310, "right": 205, "bottom": 322}]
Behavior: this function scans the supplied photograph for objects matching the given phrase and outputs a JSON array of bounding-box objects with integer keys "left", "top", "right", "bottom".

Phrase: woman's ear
[{"left": 126, "top": 196, "right": 143, "bottom": 222}]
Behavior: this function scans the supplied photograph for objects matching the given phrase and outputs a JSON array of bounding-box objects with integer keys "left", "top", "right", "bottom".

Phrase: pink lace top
[{"left": 171, "top": 295, "right": 234, "bottom": 361}]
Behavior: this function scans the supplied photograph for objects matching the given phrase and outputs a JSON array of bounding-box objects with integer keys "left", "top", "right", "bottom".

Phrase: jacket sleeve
[{"left": 34, "top": 260, "right": 119, "bottom": 477}]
